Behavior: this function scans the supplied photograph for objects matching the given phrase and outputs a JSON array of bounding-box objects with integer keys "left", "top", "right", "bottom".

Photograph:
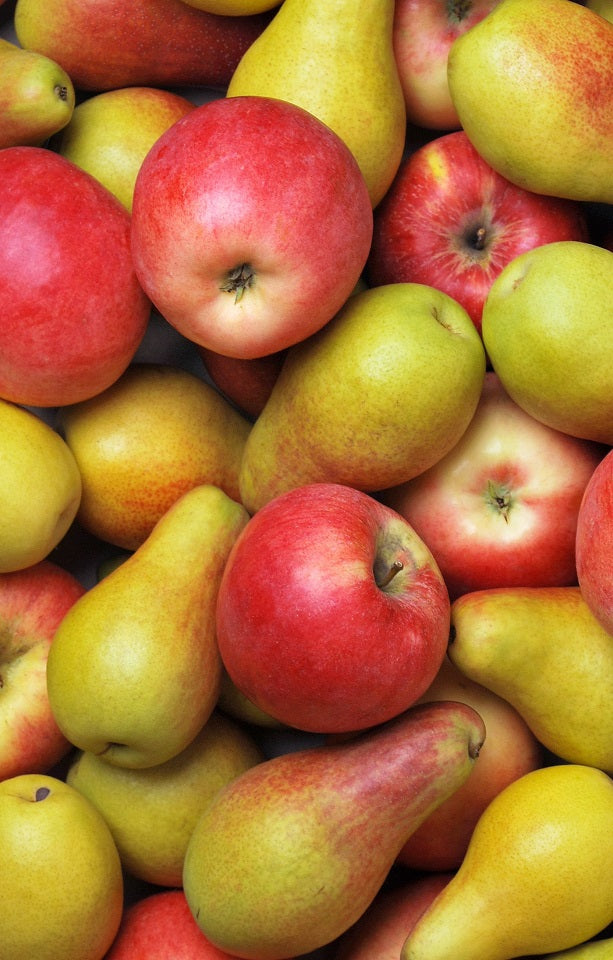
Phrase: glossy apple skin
[
  {"left": 0, "top": 147, "right": 150, "bottom": 407},
  {"left": 393, "top": 0, "right": 501, "bottom": 130},
  {"left": 367, "top": 131, "right": 589, "bottom": 334},
  {"left": 382, "top": 373, "right": 605, "bottom": 600},
  {"left": 0, "top": 560, "right": 85, "bottom": 780},
  {"left": 216, "top": 483, "right": 450, "bottom": 734},
  {"left": 197, "top": 346, "right": 287, "bottom": 420},
  {"left": 14, "top": 0, "right": 272, "bottom": 91},
  {"left": 576, "top": 447, "right": 613, "bottom": 635},
  {"left": 131, "top": 96, "right": 373, "bottom": 360}
]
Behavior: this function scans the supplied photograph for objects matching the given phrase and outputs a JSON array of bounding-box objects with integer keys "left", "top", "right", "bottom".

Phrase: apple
[
  {"left": 216, "top": 482, "right": 451, "bottom": 734},
  {"left": 130, "top": 95, "right": 373, "bottom": 360},
  {"left": 393, "top": 0, "right": 501, "bottom": 130},
  {"left": 0, "top": 146, "right": 150, "bottom": 407},
  {"left": 366, "top": 131, "right": 589, "bottom": 334},
  {"left": 381, "top": 372, "right": 605, "bottom": 600},
  {"left": 0, "top": 560, "right": 85, "bottom": 781},
  {"left": 576, "top": 447, "right": 613, "bottom": 635},
  {"left": 198, "top": 345, "right": 287, "bottom": 420}
]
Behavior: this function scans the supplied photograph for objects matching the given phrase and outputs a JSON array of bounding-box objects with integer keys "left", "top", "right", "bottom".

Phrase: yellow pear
[
  {"left": 66, "top": 711, "right": 264, "bottom": 887},
  {"left": 0, "top": 399, "right": 81, "bottom": 573},
  {"left": 46, "top": 484, "right": 250, "bottom": 769},
  {"left": 401, "top": 764, "right": 613, "bottom": 960},
  {"left": 226, "top": 0, "right": 406, "bottom": 207},
  {"left": 0, "top": 773, "right": 124, "bottom": 960},
  {"left": 447, "top": 0, "right": 613, "bottom": 203},
  {"left": 448, "top": 586, "right": 613, "bottom": 774},
  {"left": 58, "top": 362, "right": 252, "bottom": 551},
  {"left": 55, "top": 86, "right": 195, "bottom": 211},
  {"left": 0, "top": 36, "right": 74, "bottom": 148},
  {"left": 544, "top": 939, "right": 613, "bottom": 960}
]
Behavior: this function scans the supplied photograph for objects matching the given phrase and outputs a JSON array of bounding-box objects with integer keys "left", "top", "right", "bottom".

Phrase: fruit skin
[
  {"left": 0, "top": 560, "right": 85, "bottom": 780},
  {"left": 446, "top": 0, "right": 613, "bottom": 203},
  {"left": 543, "top": 938, "right": 613, "bottom": 960},
  {"left": 367, "top": 130, "right": 589, "bottom": 334},
  {"left": 58, "top": 363, "right": 252, "bottom": 551},
  {"left": 0, "top": 146, "right": 150, "bottom": 408},
  {"left": 197, "top": 347, "right": 286, "bottom": 421},
  {"left": 576, "top": 447, "right": 613, "bottom": 636},
  {"left": 0, "top": 36, "right": 74, "bottom": 147},
  {"left": 46, "top": 485, "right": 250, "bottom": 769},
  {"left": 226, "top": 0, "right": 406, "bottom": 208},
  {"left": 216, "top": 483, "right": 451, "bottom": 734},
  {"left": 0, "top": 399, "right": 82, "bottom": 573},
  {"left": 449, "top": 586, "right": 613, "bottom": 774},
  {"left": 131, "top": 96, "right": 373, "bottom": 360},
  {"left": 481, "top": 241, "right": 613, "bottom": 445},
  {"left": 0, "top": 773, "right": 124, "bottom": 960},
  {"left": 392, "top": 0, "right": 501, "bottom": 130},
  {"left": 13, "top": 0, "right": 272, "bottom": 91},
  {"left": 55, "top": 86, "right": 195, "bottom": 211},
  {"left": 381, "top": 372, "right": 605, "bottom": 599},
  {"left": 183, "top": 700, "right": 486, "bottom": 960},
  {"left": 401, "top": 764, "right": 613, "bottom": 960},
  {"left": 586, "top": 0, "right": 613, "bottom": 24},
  {"left": 66, "top": 711, "right": 264, "bottom": 888},
  {"left": 238, "top": 282, "right": 486, "bottom": 515}
]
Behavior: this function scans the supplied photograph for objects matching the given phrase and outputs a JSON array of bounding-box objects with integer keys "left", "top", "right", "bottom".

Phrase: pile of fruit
[{"left": 0, "top": 0, "right": 612, "bottom": 958}]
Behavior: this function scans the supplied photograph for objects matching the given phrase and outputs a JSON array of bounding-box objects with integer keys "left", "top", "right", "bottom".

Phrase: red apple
[
  {"left": 0, "top": 560, "right": 85, "bottom": 781},
  {"left": 366, "top": 130, "right": 589, "bottom": 334},
  {"left": 0, "top": 146, "right": 150, "bottom": 407},
  {"left": 131, "top": 96, "right": 373, "bottom": 360},
  {"left": 381, "top": 373, "right": 605, "bottom": 600},
  {"left": 393, "top": 0, "right": 501, "bottom": 130},
  {"left": 198, "top": 346, "right": 287, "bottom": 420},
  {"left": 576, "top": 446, "right": 613, "bottom": 635},
  {"left": 216, "top": 482, "right": 451, "bottom": 734}
]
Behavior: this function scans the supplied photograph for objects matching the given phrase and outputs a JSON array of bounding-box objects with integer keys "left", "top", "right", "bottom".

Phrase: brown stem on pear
[
  {"left": 376, "top": 559, "right": 404, "bottom": 589},
  {"left": 220, "top": 263, "right": 256, "bottom": 304}
]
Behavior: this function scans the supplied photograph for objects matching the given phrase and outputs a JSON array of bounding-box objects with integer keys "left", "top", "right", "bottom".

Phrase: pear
[
  {"left": 183, "top": 700, "right": 486, "bottom": 959},
  {"left": 66, "top": 711, "right": 264, "bottom": 887},
  {"left": 180, "top": 0, "right": 280, "bottom": 12},
  {"left": 481, "top": 241, "right": 613, "bottom": 445},
  {"left": 58, "top": 362, "right": 252, "bottom": 551},
  {"left": 238, "top": 283, "right": 486, "bottom": 515},
  {"left": 46, "top": 484, "right": 250, "bottom": 769},
  {"left": 55, "top": 87, "right": 195, "bottom": 211},
  {"left": 0, "top": 398, "right": 81, "bottom": 574},
  {"left": 401, "top": 764, "right": 613, "bottom": 960},
  {"left": 0, "top": 773, "right": 124, "bottom": 960},
  {"left": 543, "top": 940, "right": 613, "bottom": 960},
  {"left": 226, "top": 0, "right": 406, "bottom": 207},
  {"left": 448, "top": 586, "right": 613, "bottom": 774},
  {"left": 446, "top": 0, "right": 613, "bottom": 203},
  {"left": 0, "top": 36, "right": 74, "bottom": 148}
]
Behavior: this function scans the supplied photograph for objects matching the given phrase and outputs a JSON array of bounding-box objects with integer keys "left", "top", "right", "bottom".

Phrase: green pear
[
  {"left": 0, "top": 36, "right": 74, "bottom": 148},
  {"left": 401, "top": 764, "right": 613, "bottom": 960},
  {"left": 446, "top": 0, "right": 613, "bottom": 203},
  {"left": 0, "top": 773, "right": 123, "bottom": 960},
  {"left": 55, "top": 86, "right": 195, "bottom": 211},
  {"left": 226, "top": 0, "right": 406, "bottom": 207},
  {"left": 481, "top": 241, "right": 613, "bottom": 445},
  {"left": 0, "top": 398, "right": 81, "bottom": 574},
  {"left": 183, "top": 700, "right": 486, "bottom": 960},
  {"left": 238, "top": 283, "right": 486, "bottom": 515},
  {"left": 66, "top": 711, "right": 264, "bottom": 887},
  {"left": 448, "top": 586, "right": 613, "bottom": 774},
  {"left": 47, "top": 484, "right": 250, "bottom": 769}
]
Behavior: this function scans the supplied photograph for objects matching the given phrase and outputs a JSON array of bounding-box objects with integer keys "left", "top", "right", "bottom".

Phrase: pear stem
[{"left": 377, "top": 559, "right": 404, "bottom": 588}]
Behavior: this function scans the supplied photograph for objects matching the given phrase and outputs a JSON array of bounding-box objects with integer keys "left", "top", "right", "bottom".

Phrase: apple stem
[
  {"left": 377, "top": 559, "right": 404, "bottom": 588},
  {"left": 473, "top": 226, "right": 487, "bottom": 251},
  {"left": 486, "top": 480, "right": 511, "bottom": 522},
  {"left": 220, "top": 263, "right": 255, "bottom": 304}
]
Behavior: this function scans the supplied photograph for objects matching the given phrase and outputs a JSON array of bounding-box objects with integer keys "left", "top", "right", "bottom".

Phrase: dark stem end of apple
[
  {"left": 35, "top": 786, "right": 51, "bottom": 802},
  {"left": 220, "top": 263, "right": 256, "bottom": 304}
]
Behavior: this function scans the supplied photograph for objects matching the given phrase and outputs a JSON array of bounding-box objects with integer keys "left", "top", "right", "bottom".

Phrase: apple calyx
[
  {"left": 35, "top": 786, "right": 51, "bottom": 801},
  {"left": 55, "top": 84, "right": 70, "bottom": 102},
  {"left": 485, "top": 479, "right": 512, "bottom": 523},
  {"left": 448, "top": 0, "right": 473, "bottom": 25},
  {"left": 220, "top": 263, "right": 256, "bottom": 304},
  {"left": 375, "top": 559, "right": 405, "bottom": 589}
]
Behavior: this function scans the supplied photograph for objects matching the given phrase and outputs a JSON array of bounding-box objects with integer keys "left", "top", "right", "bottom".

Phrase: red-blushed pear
[
  {"left": 367, "top": 131, "right": 589, "bottom": 335},
  {"left": 380, "top": 372, "right": 605, "bottom": 600},
  {"left": 446, "top": 0, "right": 613, "bottom": 204},
  {"left": 131, "top": 96, "right": 373, "bottom": 360},
  {"left": 216, "top": 483, "right": 451, "bottom": 734},
  {"left": 392, "top": 0, "right": 501, "bottom": 130},
  {"left": 0, "top": 147, "right": 150, "bottom": 408},
  {"left": 0, "top": 37, "right": 75, "bottom": 148},
  {"left": 183, "top": 701, "right": 486, "bottom": 960},
  {"left": 576, "top": 447, "right": 613, "bottom": 636},
  {"left": 0, "top": 560, "right": 85, "bottom": 781},
  {"left": 105, "top": 889, "right": 245, "bottom": 960},
  {"left": 13, "top": 0, "right": 272, "bottom": 91}
]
